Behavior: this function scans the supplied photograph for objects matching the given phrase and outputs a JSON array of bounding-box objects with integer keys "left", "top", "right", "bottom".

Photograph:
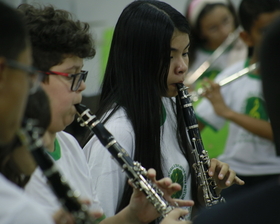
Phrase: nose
[{"left": 175, "top": 57, "right": 188, "bottom": 76}]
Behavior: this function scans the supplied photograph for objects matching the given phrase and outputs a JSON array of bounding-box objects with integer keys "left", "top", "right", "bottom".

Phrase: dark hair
[
  {"left": 239, "top": 0, "right": 280, "bottom": 32},
  {"left": 186, "top": 1, "right": 239, "bottom": 66},
  {"left": 0, "top": 87, "right": 51, "bottom": 187},
  {"left": 91, "top": 0, "right": 199, "bottom": 217},
  {"left": 17, "top": 4, "right": 95, "bottom": 72},
  {"left": 0, "top": 2, "right": 29, "bottom": 60},
  {"left": 260, "top": 16, "right": 280, "bottom": 156}
]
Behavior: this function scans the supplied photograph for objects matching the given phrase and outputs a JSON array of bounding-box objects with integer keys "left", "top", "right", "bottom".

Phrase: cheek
[{"left": 167, "top": 66, "right": 174, "bottom": 83}]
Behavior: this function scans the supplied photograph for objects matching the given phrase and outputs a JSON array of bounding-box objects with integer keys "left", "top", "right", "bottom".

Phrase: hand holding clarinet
[
  {"left": 75, "top": 104, "right": 194, "bottom": 223},
  {"left": 176, "top": 83, "right": 244, "bottom": 207}
]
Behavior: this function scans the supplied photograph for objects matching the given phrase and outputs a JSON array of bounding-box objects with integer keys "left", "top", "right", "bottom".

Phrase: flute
[
  {"left": 185, "top": 27, "right": 241, "bottom": 85},
  {"left": 18, "top": 118, "right": 96, "bottom": 224},
  {"left": 190, "top": 63, "right": 258, "bottom": 102}
]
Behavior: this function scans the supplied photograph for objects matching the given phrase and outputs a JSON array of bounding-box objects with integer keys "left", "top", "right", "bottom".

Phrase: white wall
[{"left": 7, "top": 0, "right": 241, "bottom": 96}]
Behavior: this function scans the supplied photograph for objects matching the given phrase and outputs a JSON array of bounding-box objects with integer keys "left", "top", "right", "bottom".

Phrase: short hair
[
  {"left": 239, "top": 0, "right": 280, "bottom": 32},
  {"left": 0, "top": 2, "right": 28, "bottom": 60},
  {"left": 17, "top": 4, "right": 96, "bottom": 71}
]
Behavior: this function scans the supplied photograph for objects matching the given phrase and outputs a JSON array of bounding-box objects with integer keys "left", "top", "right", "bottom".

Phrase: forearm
[
  {"left": 100, "top": 206, "right": 145, "bottom": 224},
  {"left": 224, "top": 109, "right": 273, "bottom": 141}
]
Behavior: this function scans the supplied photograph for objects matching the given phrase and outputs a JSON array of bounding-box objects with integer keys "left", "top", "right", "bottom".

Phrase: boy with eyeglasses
[
  {"left": 19, "top": 4, "right": 192, "bottom": 224},
  {"left": 17, "top": 3, "right": 104, "bottom": 219}
]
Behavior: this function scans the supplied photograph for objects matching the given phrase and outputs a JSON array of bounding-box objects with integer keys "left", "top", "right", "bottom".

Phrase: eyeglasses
[
  {"left": 7, "top": 60, "right": 43, "bottom": 94},
  {"left": 44, "top": 70, "right": 88, "bottom": 91}
]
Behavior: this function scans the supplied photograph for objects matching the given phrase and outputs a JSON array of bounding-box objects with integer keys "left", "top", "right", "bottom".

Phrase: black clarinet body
[
  {"left": 75, "top": 104, "right": 181, "bottom": 219},
  {"left": 176, "top": 83, "right": 225, "bottom": 207},
  {"left": 18, "top": 119, "right": 96, "bottom": 224}
]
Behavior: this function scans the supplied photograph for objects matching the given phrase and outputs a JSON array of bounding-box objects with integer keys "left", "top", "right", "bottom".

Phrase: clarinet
[
  {"left": 176, "top": 83, "right": 225, "bottom": 207},
  {"left": 18, "top": 118, "right": 97, "bottom": 224},
  {"left": 75, "top": 104, "right": 183, "bottom": 219}
]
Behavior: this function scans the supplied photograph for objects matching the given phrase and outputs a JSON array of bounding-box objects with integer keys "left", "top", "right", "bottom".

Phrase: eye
[
  {"left": 209, "top": 26, "right": 218, "bottom": 33},
  {"left": 222, "top": 17, "right": 230, "bottom": 25},
  {"left": 182, "top": 52, "right": 189, "bottom": 57}
]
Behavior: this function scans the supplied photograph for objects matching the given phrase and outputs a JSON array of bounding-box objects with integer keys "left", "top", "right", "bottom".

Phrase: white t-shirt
[
  {"left": 83, "top": 97, "right": 192, "bottom": 218},
  {"left": 196, "top": 60, "right": 280, "bottom": 175},
  {"left": 24, "top": 131, "right": 102, "bottom": 216},
  {"left": 0, "top": 173, "right": 54, "bottom": 224}
]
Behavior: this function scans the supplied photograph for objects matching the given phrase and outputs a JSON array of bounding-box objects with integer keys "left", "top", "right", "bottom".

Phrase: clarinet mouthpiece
[{"left": 74, "top": 103, "right": 87, "bottom": 115}]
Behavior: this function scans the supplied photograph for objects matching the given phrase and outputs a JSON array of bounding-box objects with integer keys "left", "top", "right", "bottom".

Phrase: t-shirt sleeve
[
  {"left": 195, "top": 61, "right": 245, "bottom": 131},
  {"left": 195, "top": 98, "right": 226, "bottom": 131}
]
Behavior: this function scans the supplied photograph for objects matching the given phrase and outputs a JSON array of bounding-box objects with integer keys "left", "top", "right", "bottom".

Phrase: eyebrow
[{"left": 171, "top": 43, "right": 190, "bottom": 52}]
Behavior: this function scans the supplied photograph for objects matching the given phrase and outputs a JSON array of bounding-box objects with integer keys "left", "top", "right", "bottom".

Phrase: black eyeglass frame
[{"left": 44, "top": 70, "right": 88, "bottom": 91}]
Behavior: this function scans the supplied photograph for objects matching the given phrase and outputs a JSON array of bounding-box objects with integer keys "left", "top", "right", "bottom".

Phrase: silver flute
[
  {"left": 185, "top": 27, "right": 241, "bottom": 85},
  {"left": 190, "top": 63, "right": 258, "bottom": 102}
]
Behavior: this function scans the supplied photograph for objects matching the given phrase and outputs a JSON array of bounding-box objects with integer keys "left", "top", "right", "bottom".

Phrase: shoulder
[
  {"left": 84, "top": 107, "right": 135, "bottom": 156},
  {"left": 56, "top": 131, "right": 87, "bottom": 162},
  {"left": 57, "top": 131, "right": 80, "bottom": 146},
  {"left": 102, "top": 107, "right": 133, "bottom": 132}
]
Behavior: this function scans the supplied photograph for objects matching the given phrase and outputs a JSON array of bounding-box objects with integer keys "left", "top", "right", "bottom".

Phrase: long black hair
[{"left": 95, "top": 0, "right": 200, "bottom": 217}]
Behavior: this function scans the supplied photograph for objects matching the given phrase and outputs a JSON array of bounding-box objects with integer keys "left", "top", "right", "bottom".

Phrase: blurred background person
[
  {"left": 195, "top": 0, "right": 280, "bottom": 200},
  {"left": 184, "top": 0, "right": 248, "bottom": 159},
  {"left": 193, "top": 14, "right": 280, "bottom": 224}
]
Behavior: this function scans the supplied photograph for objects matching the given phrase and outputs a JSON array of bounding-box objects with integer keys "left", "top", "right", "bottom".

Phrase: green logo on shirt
[
  {"left": 245, "top": 97, "right": 268, "bottom": 120},
  {"left": 168, "top": 164, "right": 187, "bottom": 199}
]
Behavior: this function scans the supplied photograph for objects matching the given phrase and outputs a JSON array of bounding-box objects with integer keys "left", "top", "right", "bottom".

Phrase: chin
[{"left": 165, "top": 90, "right": 178, "bottom": 98}]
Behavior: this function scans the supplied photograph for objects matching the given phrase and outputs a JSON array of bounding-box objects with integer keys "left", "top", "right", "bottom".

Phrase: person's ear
[{"left": 239, "top": 30, "right": 254, "bottom": 47}]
